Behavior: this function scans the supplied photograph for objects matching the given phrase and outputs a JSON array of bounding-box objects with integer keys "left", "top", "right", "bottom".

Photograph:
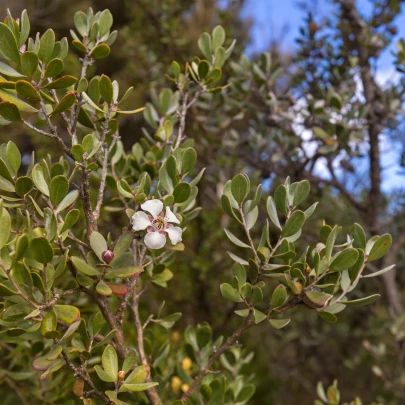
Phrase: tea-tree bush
[{"left": 0, "top": 8, "right": 395, "bottom": 405}]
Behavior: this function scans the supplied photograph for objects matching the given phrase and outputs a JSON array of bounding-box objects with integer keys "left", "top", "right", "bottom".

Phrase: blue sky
[{"left": 241, "top": 0, "right": 405, "bottom": 192}]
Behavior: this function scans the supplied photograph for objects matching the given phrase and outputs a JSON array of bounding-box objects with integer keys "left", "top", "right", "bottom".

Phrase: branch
[
  {"left": 59, "top": 346, "right": 109, "bottom": 403},
  {"left": 132, "top": 282, "right": 162, "bottom": 405},
  {"left": 181, "top": 316, "right": 255, "bottom": 403},
  {"left": 22, "top": 119, "right": 73, "bottom": 159}
]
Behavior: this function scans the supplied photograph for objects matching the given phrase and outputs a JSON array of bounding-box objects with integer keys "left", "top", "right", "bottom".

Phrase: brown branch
[
  {"left": 80, "top": 160, "right": 98, "bottom": 238},
  {"left": 59, "top": 347, "right": 109, "bottom": 403},
  {"left": 181, "top": 316, "right": 255, "bottom": 403},
  {"left": 131, "top": 282, "right": 162, "bottom": 405}
]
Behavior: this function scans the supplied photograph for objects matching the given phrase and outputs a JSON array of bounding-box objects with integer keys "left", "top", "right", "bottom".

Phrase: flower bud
[
  {"left": 118, "top": 370, "right": 126, "bottom": 380},
  {"left": 292, "top": 282, "right": 303, "bottom": 295},
  {"left": 102, "top": 250, "right": 114, "bottom": 264}
]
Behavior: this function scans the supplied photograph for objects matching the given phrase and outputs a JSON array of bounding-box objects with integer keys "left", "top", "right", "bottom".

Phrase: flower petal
[
  {"left": 166, "top": 226, "right": 182, "bottom": 245},
  {"left": 132, "top": 211, "right": 152, "bottom": 231},
  {"left": 141, "top": 199, "right": 163, "bottom": 218},
  {"left": 165, "top": 207, "right": 180, "bottom": 224},
  {"left": 144, "top": 231, "right": 166, "bottom": 250}
]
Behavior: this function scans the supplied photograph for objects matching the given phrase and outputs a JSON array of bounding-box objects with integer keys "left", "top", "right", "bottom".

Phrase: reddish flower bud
[
  {"left": 102, "top": 250, "right": 114, "bottom": 264},
  {"left": 117, "top": 370, "right": 126, "bottom": 380}
]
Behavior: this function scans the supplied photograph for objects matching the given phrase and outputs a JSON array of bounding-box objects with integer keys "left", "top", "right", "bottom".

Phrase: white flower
[{"left": 132, "top": 199, "right": 182, "bottom": 249}]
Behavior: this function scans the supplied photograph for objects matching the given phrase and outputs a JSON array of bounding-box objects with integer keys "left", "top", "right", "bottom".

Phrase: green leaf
[
  {"left": 293, "top": 180, "right": 310, "bottom": 206},
  {"left": 60, "top": 209, "right": 80, "bottom": 233},
  {"left": 90, "top": 43, "right": 111, "bottom": 59},
  {"left": 330, "top": 248, "right": 359, "bottom": 272},
  {"left": 173, "top": 182, "right": 191, "bottom": 203},
  {"left": 274, "top": 185, "right": 288, "bottom": 215},
  {"left": 60, "top": 319, "right": 81, "bottom": 341},
  {"left": 125, "top": 365, "right": 148, "bottom": 385},
  {"left": 342, "top": 294, "right": 380, "bottom": 306},
  {"left": 96, "top": 280, "right": 112, "bottom": 296},
  {"left": 244, "top": 201, "right": 258, "bottom": 230},
  {"left": 281, "top": 210, "right": 305, "bottom": 237},
  {"left": 38, "top": 29, "right": 55, "bottom": 64},
  {"left": 49, "top": 175, "right": 68, "bottom": 206},
  {"left": 71, "top": 256, "right": 99, "bottom": 276},
  {"left": 50, "top": 92, "right": 76, "bottom": 115},
  {"left": 6, "top": 141, "right": 21, "bottom": 173},
  {"left": 250, "top": 286, "right": 263, "bottom": 305},
  {"left": 56, "top": 190, "right": 79, "bottom": 212},
  {"left": 362, "top": 264, "right": 396, "bottom": 279},
  {"left": 268, "top": 318, "right": 291, "bottom": 329},
  {"left": 123, "top": 351, "right": 137, "bottom": 374},
  {"left": 181, "top": 147, "right": 197, "bottom": 174},
  {"left": 231, "top": 174, "right": 249, "bottom": 204},
  {"left": 54, "top": 305, "right": 80, "bottom": 324},
  {"left": 233, "top": 263, "right": 246, "bottom": 285},
  {"left": 19, "top": 9, "right": 30, "bottom": 46},
  {"left": 0, "top": 101, "right": 21, "bottom": 122},
  {"left": 44, "top": 75, "right": 77, "bottom": 89},
  {"left": 227, "top": 251, "right": 248, "bottom": 265},
  {"left": 213, "top": 47, "right": 226, "bottom": 69},
  {"left": 95, "top": 365, "right": 115, "bottom": 383},
  {"left": 313, "top": 126, "right": 330, "bottom": 140},
  {"left": 368, "top": 234, "right": 392, "bottom": 261},
  {"left": 198, "top": 32, "right": 212, "bottom": 60},
  {"left": 0, "top": 88, "right": 38, "bottom": 112},
  {"left": 254, "top": 309, "right": 267, "bottom": 324},
  {"left": 44, "top": 58, "right": 64, "bottom": 78},
  {"left": 224, "top": 228, "right": 250, "bottom": 248},
  {"left": 306, "top": 291, "right": 332, "bottom": 306},
  {"left": 0, "top": 61, "right": 24, "bottom": 78},
  {"left": 72, "top": 39, "right": 87, "bottom": 53},
  {"left": 106, "top": 266, "right": 143, "bottom": 279},
  {"left": 90, "top": 231, "right": 108, "bottom": 260},
  {"left": 21, "top": 51, "right": 38, "bottom": 77},
  {"left": 236, "top": 384, "right": 255, "bottom": 402},
  {"left": 196, "top": 60, "right": 209, "bottom": 81},
  {"left": 159, "top": 163, "right": 174, "bottom": 194},
  {"left": 0, "top": 208, "right": 11, "bottom": 249},
  {"left": 318, "top": 311, "right": 337, "bottom": 323},
  {"left": 15, "top": 80, "right": 40, "bottom": 100},
  {"left": 99, "top": 74, "right": 113, "bottom": 104},
  {"left": 270, "top": 285, "right": 287, "bottom": 309},
  {"left": 304, "top": 202, "right": 318, "bottom": 219},
  {"left": 266, "top": 196, "right": 281, "bottom": 229},
  {"left": 102, "top": 344, "right": 118, "bottom": 382},
  {"left": 212, "top": 25, "right": 226, "bottom": 49},
  {"left": 0, "top": 23, "right": 21, "bottom": 64},
  {"left": 40, "top": 310, "right": 57, "bottom": 338},
  {"left": 221, "top": 194, "right": 241, "bottom": 223},
  {"left": 120, "top": 382, "right": 159, "bottom": 393},
  {"left": 32, "top": 164, "right": 49, "bottom": 196},
  {"left": 0, "top": 175, "right": 15, "bottom": 192},
  {"left": 29, "top": 237, "right": 54, "bottom": 263},
  {"left": 325, "top": 225, "right": 338, "bottom": 260},
  {"left": 220, "top": 283, "right": 243, "bottom": 302},
  {"left": 348, "top": 248, "right": 365, "bottom": 282},
  {"left": 351, "top": 223, "right": 366, "bottom": 249},
  {"left": 99, "top": 9, "right": 113, "bottom": 37},
  {"left": 74, "top": 11, "right": 88, "bottom": 36}
]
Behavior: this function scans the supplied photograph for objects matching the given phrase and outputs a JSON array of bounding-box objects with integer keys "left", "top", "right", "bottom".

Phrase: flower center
[{"left": 152, "top": 217, "right": 166, "bottom": 231}]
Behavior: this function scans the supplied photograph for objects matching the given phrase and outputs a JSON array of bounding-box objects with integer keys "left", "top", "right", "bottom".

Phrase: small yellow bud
[
  {"left": 171, "top": 376, "right": 182, "bottom": 393},
  {"left": 172, "top": 331, "right": 180, "bottom": 343},
  {"left": 292, "top": 282, "right": 303, "bottom": 295},
  {"left": 118, "top": 370, "right": 126, "bottom": 380},
  {"left": 181, "top": 383, "right": 190, "bottom": 393},
  {"left": 181, "top": 357, "right": 192, "bottom": 372}
]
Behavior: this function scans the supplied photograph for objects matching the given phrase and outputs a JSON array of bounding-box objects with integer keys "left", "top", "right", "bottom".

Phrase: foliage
[{"left": 0, "top": 3, "right": 401, "bottom": 405}]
